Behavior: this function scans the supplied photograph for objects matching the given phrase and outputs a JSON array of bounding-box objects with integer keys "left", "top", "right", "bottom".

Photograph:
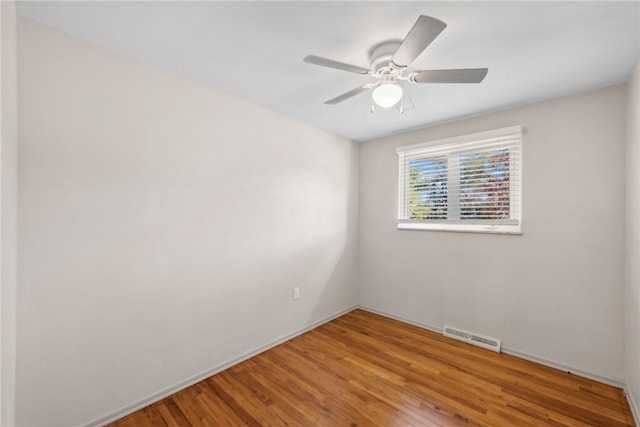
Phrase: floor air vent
[{"left": 443, "top": 325, "right": 501, "bottom": 353}]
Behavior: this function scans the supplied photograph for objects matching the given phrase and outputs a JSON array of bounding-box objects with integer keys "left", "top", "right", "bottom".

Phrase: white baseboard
[
  {"left": 500, "top": 346, "right": 624, "bottom": 388},
  {"left": 83, "top": 305, "right": 358, "bottom": 427},
  {"left": 357, "top": 306, "right": 443, "bottom": 335},
  {"left": 625, "top": 385, "right": 640, "bottom": 426},
  {"left": 358, "top": 305, "right": 626, "bottom": 389}
]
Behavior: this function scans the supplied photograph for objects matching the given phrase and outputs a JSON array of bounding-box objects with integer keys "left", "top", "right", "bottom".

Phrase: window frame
[{"left": 397, "top": 126, "right": 523, "bottom": 234}]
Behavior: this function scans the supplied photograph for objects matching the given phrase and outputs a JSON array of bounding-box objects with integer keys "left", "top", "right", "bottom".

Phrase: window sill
[{"left": 397, "top": 222, "right": 522, "bottom": 235}]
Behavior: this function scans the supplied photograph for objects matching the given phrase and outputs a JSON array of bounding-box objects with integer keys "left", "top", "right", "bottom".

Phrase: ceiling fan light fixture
[
  {"left": 372, "top": 83, "right": 403, "bottom": 108},
  {"left": 305, "top": 16, "right": 487, "bottom": 109}
]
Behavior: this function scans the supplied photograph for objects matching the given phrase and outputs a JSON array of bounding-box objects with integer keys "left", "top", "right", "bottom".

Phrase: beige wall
[
  {"left": 625, "top": 60, "right": 640, "bottom": 421},
  {"left": 16, "top": 19, "right": 359, "bottom": 426},
  {"left": 1, "top": 1, "right": 19, "bottom": 425},
  {"left": 359, "top": 85, "right": 626, "bottom": 383}
]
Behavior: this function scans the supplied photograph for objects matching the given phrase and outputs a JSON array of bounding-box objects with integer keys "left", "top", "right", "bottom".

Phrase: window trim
[{"left": 397, "top": 126, "right": 523, "bottom": 234}]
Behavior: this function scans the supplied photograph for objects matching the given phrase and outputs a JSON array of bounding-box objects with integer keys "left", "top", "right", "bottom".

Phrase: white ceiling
[{"left": 16, "top": 1, "right": 640, "bottom": 142}]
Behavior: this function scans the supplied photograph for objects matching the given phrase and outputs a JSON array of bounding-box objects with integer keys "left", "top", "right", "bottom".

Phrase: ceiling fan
[{"left": 304, "top": 15, "right": 488, "bottom": 111}]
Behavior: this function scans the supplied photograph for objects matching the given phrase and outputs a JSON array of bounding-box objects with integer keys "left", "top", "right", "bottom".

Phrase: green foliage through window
[
  {"left": 408, "top": 157, "right": 447, "bottom": 220},
  {"left": 408, "top": 149, "right": 511, "bottom": 221},
  {"left": 460, "top": 149, "right": 510, "bottom": 220}
]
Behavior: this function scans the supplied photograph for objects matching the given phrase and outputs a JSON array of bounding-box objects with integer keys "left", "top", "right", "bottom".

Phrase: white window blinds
[{"left": 397, "top": 126, "right": 523, "bottom": 234}]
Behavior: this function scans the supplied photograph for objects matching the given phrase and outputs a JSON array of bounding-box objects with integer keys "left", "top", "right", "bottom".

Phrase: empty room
[{"left": 1, "top": 1, "right": 640, "bottom": 426}]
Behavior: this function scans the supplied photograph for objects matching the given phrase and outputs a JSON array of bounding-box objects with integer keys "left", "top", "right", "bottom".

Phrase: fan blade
[
  {"left": 391, "top": 15, "right": 447, "bottom": 69},
  {"left": 409, "top": 68, "right": 488, "bottom": 84},
  {"left": 324, "top": 85, "right": 370, "bottom": 105},
  {"left": 304, "top": 55, "right": 370, "bottom": 75}
]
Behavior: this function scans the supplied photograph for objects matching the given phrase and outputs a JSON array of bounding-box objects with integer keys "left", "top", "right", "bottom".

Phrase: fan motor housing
[{"left": 369, "top": 41, "right": 402, "bottom": 73}]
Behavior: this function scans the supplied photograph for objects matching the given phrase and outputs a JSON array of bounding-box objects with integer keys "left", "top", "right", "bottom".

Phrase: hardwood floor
[{"left": 110, "top": 309, "right": 635, "bottom": 426}]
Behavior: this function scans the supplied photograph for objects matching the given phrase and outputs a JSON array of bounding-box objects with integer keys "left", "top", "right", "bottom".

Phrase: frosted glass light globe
[{"left": 372, "top": 83, "right": 403, "bottom": 108}]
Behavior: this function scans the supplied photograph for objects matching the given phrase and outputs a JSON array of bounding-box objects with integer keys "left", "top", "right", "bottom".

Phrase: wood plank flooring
[{"left": 110, "top": 309, "right": 635, "bottom": 426}]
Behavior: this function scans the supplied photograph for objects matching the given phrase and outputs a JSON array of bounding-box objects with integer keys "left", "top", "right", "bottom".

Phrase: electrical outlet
[{"left": 293, "top": 287, "right": 300, "bottom": 300}]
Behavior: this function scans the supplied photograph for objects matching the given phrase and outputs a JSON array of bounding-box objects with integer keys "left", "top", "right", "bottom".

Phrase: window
[{"left": 397, "top": 126, "right": 522, "bottom": 234}]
